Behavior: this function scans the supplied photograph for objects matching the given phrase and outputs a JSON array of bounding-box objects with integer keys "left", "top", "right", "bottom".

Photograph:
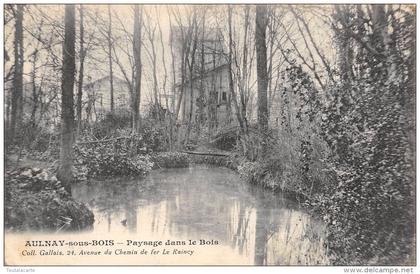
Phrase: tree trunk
[
  {"left": 10, "top": 4, "right": 24, "bottom": 144},
  {"left": 158, "top": 19, "right": 168, "bottom": 112},
  {"left": 184, "top": 19, "right": 198, "bottom": 146},
  {"left": 208, "top": 40, "right": 218, "bottom": 139},
  {"left": 240, "top": 6, "right": 250, "bottom": 131},
  {"left": 228, "top": 6, "right": 246, "bottom": 134},
  {"left": 151, "top": 45, "right": 159, "bottom": 113},
  {"left": 30, "top": 50, "right": 38, "bottom": 128},
  {"left": 108, "top": 5, "right": 114, "bottom": 114},
  {"left": 169, "top": 20, "right": 177, "bottom": 150},
  {"left": 255, "top": 5, "right": 269, "bottom": 134},
  {"left": 228, "top": 6, "right": 249, "bottom": 156},
  {"left": 57, "top": 4, "right": 76, "bottom": 194},
  {"left": 144, "top": 17, "right": 159, "bottom": 114},
  {"left": 174, "top": 58, "right": 185, "bottom": 121},
  {"left": 76, "top": 5, "right": 84, "bottom": 135},
  {"left": 267, "top": 15, "right": 274, "bottom": 120},
  {"left": 6, "top": 90, "right": 11, "bottom": 133},
  {"left": 198, "top": 12, "right": 206, "bottom": 135},
  {"left": 334, "top": 6, "right": 354, "bottom": 86},
  {"left": 174, "top": 27, "right": 190, "bottom": 122},
  {"left": 132, "top": 5, "right": 142, "bottom": 133}
]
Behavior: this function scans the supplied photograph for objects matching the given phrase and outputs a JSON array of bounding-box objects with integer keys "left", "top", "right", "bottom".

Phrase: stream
[{"left": 72, "top": 165, "right": 329, "bottom": 265}]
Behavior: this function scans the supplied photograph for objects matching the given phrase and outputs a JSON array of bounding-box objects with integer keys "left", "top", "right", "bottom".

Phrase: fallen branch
[{"left": 181, "top": 150, "right": 230, "bottom": 157}]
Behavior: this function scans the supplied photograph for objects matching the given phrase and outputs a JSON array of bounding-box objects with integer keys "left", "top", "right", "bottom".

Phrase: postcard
[{"left": 3, "top": 3, "right": 416, "bottom": 268}]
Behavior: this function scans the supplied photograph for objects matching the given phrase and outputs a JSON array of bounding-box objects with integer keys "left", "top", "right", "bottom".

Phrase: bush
[
  {"left": 75, "top": 141, "right": 153, "bottom": 178},
  {"left": 235, "top": 133, "right": 330, "bottom": 201},
  {"left": 150, "top": 152, "right": 238, "bottom": 170},
  {"left": 89, "top": 112, "right": 132, "bottom": 139},
  {"left": 139, "top": 118, "right": 170, "bottom": 152},
  {"left": 237, "top": 160, "right": 292, "bottom": 193},
  {"left": 317, "top": 8, "right": 416, "bottom": 265},
  {"left": 80, "top": 152, "right": 152, "bottom": 178}
]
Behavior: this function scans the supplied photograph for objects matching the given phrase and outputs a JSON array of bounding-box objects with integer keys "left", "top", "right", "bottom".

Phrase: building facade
[
  {"left": 171, "top": 26, "right": 233, "bottom": 128},
  {"left": 83, "top": 76, "right": 130, "bottom": 122}
]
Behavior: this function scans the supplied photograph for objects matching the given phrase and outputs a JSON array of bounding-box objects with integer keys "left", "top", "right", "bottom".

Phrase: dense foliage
[
  {"left": 319, "top": 6, "right": 415, "bottom": 265},
  {"left": 234, "top": 5, "right": 415, "bottom": 265},
  {"left": 151, "top": 152, "right": 237, "bottom": 169},
  {"left": 75, "top": 136, "right": 153, "bottom": 178}
]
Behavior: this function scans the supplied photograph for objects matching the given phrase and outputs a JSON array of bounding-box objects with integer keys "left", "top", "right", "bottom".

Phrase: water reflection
[{"left": 72, "top": 165, "right": 328, "bottom": 265}]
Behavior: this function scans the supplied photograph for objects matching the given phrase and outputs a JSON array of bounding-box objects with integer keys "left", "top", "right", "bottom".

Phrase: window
[{"left": 222, "top": 92, "right": 227, "bottom": 102}]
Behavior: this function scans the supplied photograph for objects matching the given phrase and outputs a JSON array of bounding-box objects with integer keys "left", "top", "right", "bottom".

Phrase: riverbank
[
  {"left": 150, "top": 151, "right": 415, "bottom": 265},
  {"left": 5, "top": 150, "right": 414, "bottom": 265},
  {"left": 5, "top": 167, "right": 94, "bottom": 232},
  {"left": 3, "top": 151, "right": 275, "bottom": 231},
  {"left": 151, "top": 151, "right": 311, "bottom": 201}
]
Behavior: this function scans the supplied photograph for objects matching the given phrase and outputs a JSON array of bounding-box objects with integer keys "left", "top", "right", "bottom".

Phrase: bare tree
[
  {"left": 255, "top": 5, "right": 269, "bottom": 134},
  {"left": 132, "top": 5, "right": 142, "bottom": 132},
  {"left": 76, "top": 4, "right": 85, "bottom": 135},
  {"left": 169, "top": 6, "right": 194, "bottom": 123},
  {"left": 29, "top": 47, "right": 39, "bottom": 128},
  {"left": 290, "top": 7, "right": 335, "bottom": 85},
  {"left": 222, "top": 5, "right": 254, "bottom": 134},
  {"left": 227, "top": 6, "right": 246, "bottom": 134},
  {"left": 157, "top": 9, "right": 168, "bottom": 111},
  {"left": 184, "top": 10, "right": 199, "bottom": 145},
  {"left": 108, "top": 15, "right": 133, "bottom": 99},
  {"left": 240, "top": 5, "right": 251, "bottom": 130},
  {"left": 57, "top": 4, "right": 76, "bottom": 194},
  {"left": 168, "top": 10, "right": 178, "bottom": 150},
  {"left": 143, "top": 9, "right": 160, "bottom": 113},
  {"left": 197, "top": 8, "right": 206, "bottom": 134},
  {"left": 107, "top": 5, "right": 114, "bottom": 114},
  {"left": 9, "top": 4, "right": 24, "bottom": 144}
]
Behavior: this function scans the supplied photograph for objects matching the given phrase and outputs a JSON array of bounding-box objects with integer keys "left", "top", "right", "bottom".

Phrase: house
[
  {"left": 179, "top": 64, "right": 231, "bottom": 125},
  {"left": 83, "top": 76, "right": 130, "bottom": 122},
  {"left": 171, "top": 27, "right": 233, "bottom": 128}
]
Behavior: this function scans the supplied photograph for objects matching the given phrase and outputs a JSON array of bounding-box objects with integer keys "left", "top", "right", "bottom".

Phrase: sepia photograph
[{"left": 2, "top": 2, "right": 416, "bottom": 269}]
